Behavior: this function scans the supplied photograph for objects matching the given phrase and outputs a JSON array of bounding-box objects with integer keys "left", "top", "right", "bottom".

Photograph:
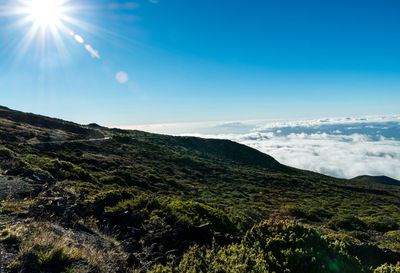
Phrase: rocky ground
[{"left": 0, "top": 170, "right": 240, "bottom": 272}]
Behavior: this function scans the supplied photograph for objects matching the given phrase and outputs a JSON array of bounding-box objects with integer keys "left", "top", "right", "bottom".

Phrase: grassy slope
[{"left": 0, "top": 105, "right": 399, "bottom": 272}]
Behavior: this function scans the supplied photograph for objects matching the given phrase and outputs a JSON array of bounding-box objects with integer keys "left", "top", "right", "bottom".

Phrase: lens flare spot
[
  {"left": 85, "top": 44, "right": 100, "bottom": 59},
  {"left": 116, "top": 71, "right": 129, "bottom": 84},
  {"left": 74, "top": 34, "right": 84, "bottom": 44}
]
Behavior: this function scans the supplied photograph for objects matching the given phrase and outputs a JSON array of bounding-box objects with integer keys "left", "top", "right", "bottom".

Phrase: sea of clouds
[{"left": 124, "top": 115, "right": 400, "bottom": 180}]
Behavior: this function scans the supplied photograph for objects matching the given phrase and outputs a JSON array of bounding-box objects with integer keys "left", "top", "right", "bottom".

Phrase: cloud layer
[
  {"left": 237, "top": 131, "right": 400, "bottom": 180},
  {"left": 175, "top": 116, "right": 400, "bottom": 180},
  {"left": 121, "top": 115, "right": 400, "bottom": 180}
]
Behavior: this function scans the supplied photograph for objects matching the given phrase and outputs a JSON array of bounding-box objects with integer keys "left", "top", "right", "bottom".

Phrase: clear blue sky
[{"left": 0, "top": 0, "right": 399, "bottom": 126}]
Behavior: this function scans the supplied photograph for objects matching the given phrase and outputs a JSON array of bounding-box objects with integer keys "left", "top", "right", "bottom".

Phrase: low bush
[
  {"left": 374, "top": 262, "right": 400, "bottom": 273},
  {"left": 93, "top": 189, "right": 135, "bottom": 207},
  {"left": 349, "top": 231, "right": 371, "bottom": 242},
  {"left": 326, "top": 215, "right": 366, "bottom": 231},
  {"left": 167, "top": 200, "right": 236, "bottom": 233},
  {"left": 22, "top": 154, "right": 94, "bottom": 182},
  {"left": 284, "top": 204, "right": 332, "bottom": 222},
  {"left": 151, "top": 219, "right": 364, "bottom": 273},
  {"left": 385, "top": 230, "right": 400, "bottom": 241},
  {"left": 361, "top": 216, "right": 399, "bottom": 232},
  {"left": 99, "top": 175, "right": 127, "bottom": 186},
  {"left": 0, "top": 146, "right": 14, "bottom": 160},
  {"left": 107, "top": 194, "right": 162, "bottom": 216},
  {"left": 10, "top": 247, "right": 72, "bottom": 273}
]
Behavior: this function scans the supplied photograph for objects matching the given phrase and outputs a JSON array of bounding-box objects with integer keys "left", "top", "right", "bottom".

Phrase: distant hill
[
  {"left": 351, "top": 175, "right": 400, "bottom": 186},
  {"left": 0, "top": 105, "right": 399, "bottom": 272},
  {"left": 0, "top": 105, "right": 103, "bottom": 138}
]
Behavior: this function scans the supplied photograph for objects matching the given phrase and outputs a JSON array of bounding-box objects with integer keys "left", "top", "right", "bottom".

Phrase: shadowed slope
[{"left": 351, "top": 175, "right": 400, "bottom": 187}]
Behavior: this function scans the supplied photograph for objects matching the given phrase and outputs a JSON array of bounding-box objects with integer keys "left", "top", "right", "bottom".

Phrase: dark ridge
[
  {"left": 87, "top": 123, "right": 104, "bottom": 129},
  {"left": 169, "top": 136, "right": 292, "bottom": 172},
  {"left": 331, "top": 184, "right": 393, "bottom": 196},
  {"left": 351, "top": 175, "right": 400, "bottom": 187},
  {"left": 0, "top": 105, "right": 103, "bottom": 138}
]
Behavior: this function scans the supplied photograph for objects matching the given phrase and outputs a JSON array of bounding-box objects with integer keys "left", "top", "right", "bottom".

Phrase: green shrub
[
  {"left": 11, "top": 247, "right": 72, "bottom": 273},
  {"left": 93, "top": 189, "right": 135, "bottom": 207},
  {"left": 361, "top": 216, "right": 399, "bottom": 232},
  {"left": 326, "top": 215, "right": 366, "bottom": 231},
  {"left": 0, "top": 146, "right": 14, "bottom": 159},
  {"left": 151, "top": 219, "right": 364, "bottom": 273},
  {"left": 99, "top": 175, "right": 126, "bottom": 186},
  {"left": 107, "top": 194, "right": 161, "bottom": 217},
  {"left": 144, "top": 215, "right": 170, "bottom": 230},
  {"left": 23, "top": 154, "right": 94, "bottom": 182},
  {"left": 374, "top": 262, "right": 400, "bottom": 273},
  {"left": 168, "top": 200, "right": 236, "bottom": 233},
  {"left": 349, "top": 231, "right": 370, "bottom": 242},
  {"left": 36, "top": 248, "right": 71, "bottom": 268},
  {"left": 146, "top": 173, "right": 162, "bottom": 183},
  {"left": 385, "top": 230, "right": 400, "bottom": 241},
  {"left": 284, "top": 204, "right": 332, "bottom": 222}
]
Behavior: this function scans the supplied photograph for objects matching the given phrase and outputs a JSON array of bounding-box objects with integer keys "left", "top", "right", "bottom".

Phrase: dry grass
[{"left": 4, "top": 219, "right": 130, "bottom": 272}]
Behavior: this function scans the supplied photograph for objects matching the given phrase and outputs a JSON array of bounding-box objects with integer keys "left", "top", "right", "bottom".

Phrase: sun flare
[
  {"left": 1, "top": 0, "right": 101, "bottom": 60},
  {"left": 26, "top": 0, "right": 64, "bottom": 27}
]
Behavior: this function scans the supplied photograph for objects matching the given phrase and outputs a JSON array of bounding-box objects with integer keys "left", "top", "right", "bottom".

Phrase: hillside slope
[
  {"left": 0, "top": 106, "right": 399, "bottom": 272},
  {"left": 351, "top": 175, "right": 400, "bottom": 187}
]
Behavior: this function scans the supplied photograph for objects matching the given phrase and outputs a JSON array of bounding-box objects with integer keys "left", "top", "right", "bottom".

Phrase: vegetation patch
[
  {"left": 326, "top": 215, "right": 366, "bottom": 231},
  {"left": 386, "top": 230, "right": 400, "bottom": 242},
  {"left": 151, "top": 219, "right": 364, "bottom": 273},
  {"left": 4, "top": 221, "right": 128, "bottom": 273},
  {"left": 374, "top": 262, "right": 400, "bottom": 273},
  {"left": 361, "top": 216, "right": 399, "bottom": 232},
  {"left": 22, "top": 154, "right": 94, "bottom": 182},
  {"left": 167, "top": 200, "right": 237, "bottom": 233}
]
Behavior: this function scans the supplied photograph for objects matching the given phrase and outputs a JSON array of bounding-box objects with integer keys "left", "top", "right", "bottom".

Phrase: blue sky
[{"left": 0, "top": 0, "right": 400, "bottom": 126}]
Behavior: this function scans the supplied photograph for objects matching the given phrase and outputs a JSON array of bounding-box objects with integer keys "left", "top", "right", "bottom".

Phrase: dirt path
[{"left": 26, "top": 136, "right": 111, "bottom": 146}]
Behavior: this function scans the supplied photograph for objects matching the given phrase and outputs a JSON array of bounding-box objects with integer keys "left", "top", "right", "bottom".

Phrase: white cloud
[
  {"left": 118, "top": 115, "right": 400, "bottom": 180},
  {"left": 253, "top": 115, "right": 400, "bottom": 131},
  {"left": 181, "top": 131, "right": 400, "bottom": 180},
  {"left": 237, "top": 132, "right": 400, "bottom": 180}
]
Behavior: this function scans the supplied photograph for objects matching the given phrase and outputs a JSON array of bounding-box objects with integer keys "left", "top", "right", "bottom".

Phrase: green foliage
[
  {"left": 349, "top": 231, "right": 371, "bottom": 242},
  {"left": 326, "top": 215, "right": 366, "bottom": 231},
  {"left": 146, "top": 173, "right": 162, "bottom": 183},
  {"left": 93, "top": 189, "right": 135, "bottom": 207},
  {"left": 0, "top": 199, "right": 23, "bottom": 214},
  {"left": 386, "top": 230, "right": 400, "bottom": 241},
  {"left": 374, "top": 262, "right": 400, "bottom": 273},
  {"left": 151, "top": 219, "right": 364, "bottom": 273},
  {"left": 361, "top": 216, "right": 399, "bottom": 232},
  {"left": 11, "top": 247, "right": 72, "bottom": 273},
  {"left": 0, "top": 145, "right": 23, "bottom": 172},
  {"left": 107, "top": 194, "right": 162, "bottom": 216},
  {"left": 168, "top": 200, "right": 236, "bottom": 233},
  {"left": 99, "top": 175, "right": 127, "bottom": 186},
  {"left": 284, "top": 204, "right": 332, "bottom": 222},
  {"left": 144, "top": 215, "right": 170, "bottom": 230},
  {"left": 36, "top": 248, "right": 71, "bottom": 268},
  {"left": 0, "top": 145, "right": 14, "bottom": 159},
  {"left": 22, "top": 154, "right": 94, "bottom": 182}
]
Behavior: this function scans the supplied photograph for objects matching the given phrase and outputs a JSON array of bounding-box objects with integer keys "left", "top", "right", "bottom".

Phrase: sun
[
  {"left": 26, "top": 0, "right": 65, "bottom": 27},
  {"left": 1, "top": 0, "right": 102, "bottom": 60}
]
